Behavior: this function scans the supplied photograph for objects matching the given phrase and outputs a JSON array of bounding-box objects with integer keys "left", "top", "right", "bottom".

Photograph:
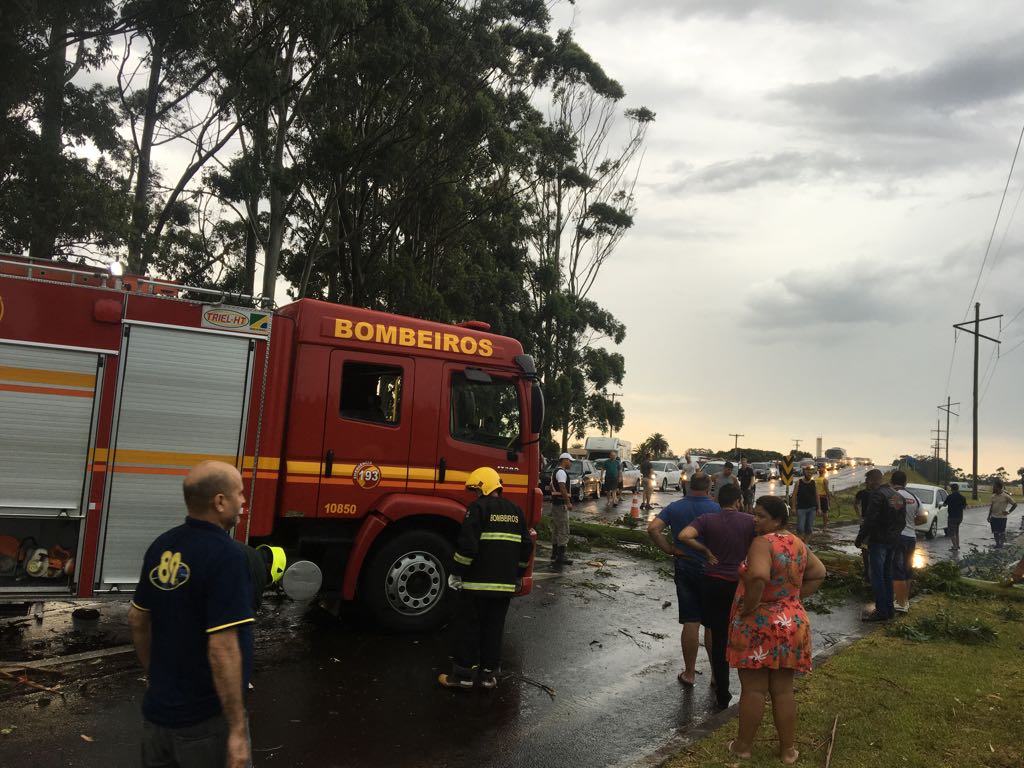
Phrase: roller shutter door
[
  {"left": 99, "top": 325, "right": 253, "bottom": 586},
  {"left": 0, "top": 343, "right": 98, "bottom": 516}
]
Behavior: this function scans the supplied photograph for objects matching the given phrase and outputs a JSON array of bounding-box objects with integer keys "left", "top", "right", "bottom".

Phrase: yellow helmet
[{"left": 465, "top": 467, "right": 503, "bottom": 496}]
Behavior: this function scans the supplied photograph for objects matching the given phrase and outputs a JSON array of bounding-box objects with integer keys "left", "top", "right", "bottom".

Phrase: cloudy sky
[{"left": 549, "top": 0, "right": 1024, "bottom": 474}]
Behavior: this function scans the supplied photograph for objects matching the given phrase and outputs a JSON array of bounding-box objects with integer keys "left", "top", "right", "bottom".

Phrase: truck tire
[{"left": 362, "top": 530, "right": 453, "bottom": 632}]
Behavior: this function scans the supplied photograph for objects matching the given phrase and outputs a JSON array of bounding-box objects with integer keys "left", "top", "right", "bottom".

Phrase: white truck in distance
[{"left": 584, "top": 436, "right": 632, "bottom": 461}]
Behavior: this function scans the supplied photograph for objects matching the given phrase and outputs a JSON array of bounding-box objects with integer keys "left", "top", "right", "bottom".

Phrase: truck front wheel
[{"left": 362, "top": 530, "right": 453, "bottom": 632}]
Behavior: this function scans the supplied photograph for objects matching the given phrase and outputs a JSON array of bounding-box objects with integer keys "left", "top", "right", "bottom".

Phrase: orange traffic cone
[{"left": 630, "top": 492, "right": 640, "bottom": 519}]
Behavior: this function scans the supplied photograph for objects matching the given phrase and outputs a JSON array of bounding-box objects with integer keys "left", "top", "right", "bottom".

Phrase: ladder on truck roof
[{"left": 0, "top": 253, "right": 272, "bottom": 308}]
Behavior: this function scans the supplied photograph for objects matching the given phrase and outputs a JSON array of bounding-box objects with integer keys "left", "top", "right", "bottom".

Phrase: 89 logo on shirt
[{"left": 149, "top": 550, "right": 191, "bottom": 590}]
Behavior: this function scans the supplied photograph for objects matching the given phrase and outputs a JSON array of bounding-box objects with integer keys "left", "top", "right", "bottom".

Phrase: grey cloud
[
  {"left": 774, "top": 35, "right": 1024, "bottom": 131},
  {"left": 671, "top": 151, "right": 861, "bottom": 193},
  {"left": 583, "top": 0, "right": 884, "bottom": 23}
]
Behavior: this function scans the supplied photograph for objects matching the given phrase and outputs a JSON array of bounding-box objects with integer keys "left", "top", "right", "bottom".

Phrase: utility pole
[
  {"left": 938, "top": 397, "right": 959, "bottom": 487},
  {"left": 930, "top": 420, "right": 944, "bottom": 485},
  {"left": 792, "top": 439, "right": 801, "bottom": 454},
  {"left": 729, "top": 433, "right": 744, "bottom": 459},
  {"left": 953, "top": 303, "right": 1001, "bottom": 500}
]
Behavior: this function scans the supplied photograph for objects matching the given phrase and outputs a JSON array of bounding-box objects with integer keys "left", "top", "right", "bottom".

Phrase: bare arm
[
  {"left": 647, "top": 518, "right": 683, "bottom": 557},
  {"left": 208, "top": 629, "right": 250, "bottom": 768},
  {"left": 800, "top": 549, "right": 827, "bottom": 598},
  {"left": 739, "top": 537, "right": 771, "bottom": 616},
  {"left": 128, "top": 605, "right": 151, "bottom": 675},
  {"left": 678, "top": 525, "right": 717, "bottom": 565}
]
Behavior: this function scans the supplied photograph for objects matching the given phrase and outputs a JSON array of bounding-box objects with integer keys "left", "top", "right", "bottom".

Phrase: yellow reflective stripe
[
  {"left": 206, "top": 617, "right": 256, "bottom": 634},
  {"left": 479, "top": 532, "right": 522, "bottom": 543},
  {"left": 462, "top": 581, "right": 516, "bottom": 593},
  {"left": 453, "top": 553, "right": 474, "bottom": 566},
  {"left": 129, "top": 600, "right": 149, "bottom": 612}
]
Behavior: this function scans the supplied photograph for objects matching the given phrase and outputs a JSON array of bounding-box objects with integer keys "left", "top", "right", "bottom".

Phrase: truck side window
[
  {"left": 340, "top": 362, "right": 402, "bottom": 425},
  {"left": 450, "top": 373, "right": 521, "bottom": 449}
]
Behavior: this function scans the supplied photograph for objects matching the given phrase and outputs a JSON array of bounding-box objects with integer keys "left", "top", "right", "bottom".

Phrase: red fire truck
[{"left": 0, "top": 255, "right": 543, "bottom": 630}]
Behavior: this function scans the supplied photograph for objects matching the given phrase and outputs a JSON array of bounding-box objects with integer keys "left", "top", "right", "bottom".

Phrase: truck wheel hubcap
[{"left": 385, "top": 551, "right": 443, "bottom": 616}]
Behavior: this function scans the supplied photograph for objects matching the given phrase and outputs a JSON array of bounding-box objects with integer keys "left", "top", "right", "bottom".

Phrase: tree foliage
[{"left": 0, "top": 1, "right": 652, "bottom": 445}]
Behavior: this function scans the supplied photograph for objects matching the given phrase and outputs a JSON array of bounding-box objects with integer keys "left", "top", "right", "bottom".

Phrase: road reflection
[{"left": 912, "top": 547, "right": 929, "bottom": 570}]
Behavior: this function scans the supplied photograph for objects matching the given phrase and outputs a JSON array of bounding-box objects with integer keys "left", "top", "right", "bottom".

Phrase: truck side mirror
[{"left": 531, "top": 382, "right": 544, "bottom": 435}]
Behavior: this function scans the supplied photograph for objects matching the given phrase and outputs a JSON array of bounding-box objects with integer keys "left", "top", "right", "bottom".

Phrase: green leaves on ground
[{"left": 886, "top": 609, "right": 998, "bottom": 645}]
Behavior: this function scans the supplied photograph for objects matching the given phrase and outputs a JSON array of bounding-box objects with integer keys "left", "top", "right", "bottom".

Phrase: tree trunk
[
  {"left": 128, "top": 33, "right": 165, "bottom": 273},
  {"left": 29, "top": 15, "right": 68, "bottom": 260}
]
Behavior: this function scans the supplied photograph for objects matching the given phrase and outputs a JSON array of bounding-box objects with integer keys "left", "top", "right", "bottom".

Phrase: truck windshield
[{"left": 450, "top": 373, "right": 522, "bottom": 449}]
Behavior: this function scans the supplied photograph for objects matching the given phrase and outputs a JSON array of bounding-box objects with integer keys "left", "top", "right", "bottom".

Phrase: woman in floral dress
[{"left": 725, "top": 495, "right": 826, "bottom": 764}]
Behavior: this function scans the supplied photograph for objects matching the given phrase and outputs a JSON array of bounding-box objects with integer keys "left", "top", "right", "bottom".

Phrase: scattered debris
[
  {"left": 594, "top": 569, "right": 614, "bottom": 578},
  {"left": 80, "top": 734, "right": 94, "bottom": 743},
  {"left": 0, "top": 668, "right": 64, "bottom": 696},
  {"left": 618, "top": 629, "right": 650, "bottom": 650},
  {"left": 886, "top": 610, "right": 998, "bottom": 645},
  {"left": 639, "top": 631, "right": 667, "bottom": 640},
  {"left": 662, "top": 601, "right": 672, "bottom": 610},
  {"left": 577, "top": 581, "right": 619, "bottom": 598},
  {"left": 512, "top": 674, "right": 556, "bottom": 700},
  {"left": 824, "top": 715, "right": 839, "bottom": 768}
]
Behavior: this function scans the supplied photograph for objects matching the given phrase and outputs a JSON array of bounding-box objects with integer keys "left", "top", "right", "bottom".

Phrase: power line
[
  {"left": 976, "top": 176, "right": 1024, "bottom": 301},
  {"left": 963, "top": 121, "right": 1024, "bottom": 321},
  {"left": 1002, "top": 335, "right": 1024, "bottom": 358},
  {"left": 980, "top": 356, "right": 1000, "bottom": 404},
  {"left": 1004, "top": 303, "right": 1024, "bottom": 332}
]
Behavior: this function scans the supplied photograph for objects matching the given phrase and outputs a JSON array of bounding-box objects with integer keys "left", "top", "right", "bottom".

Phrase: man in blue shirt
[
  {"left": 940, "top": 483, "right": 968, "bottom": 551},
  {"left": 647, "top": 472, "right": 720, "bottom": 686},
  {"left": 129, "top": 461, "right": 255, "bottom": 768}
]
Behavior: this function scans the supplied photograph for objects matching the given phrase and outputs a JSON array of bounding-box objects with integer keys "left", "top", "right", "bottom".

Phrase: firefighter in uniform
[{"left": 438, "top": 467, "right": 533, "bottom": 690}]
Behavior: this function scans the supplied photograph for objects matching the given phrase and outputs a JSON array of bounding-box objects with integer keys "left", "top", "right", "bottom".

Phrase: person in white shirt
[
  {"left": 680, "top": 454, "right": 699, "bottom": 496},
  {"left": 890, "top": 471, "right": 923, "bottom": 613},
  {"left": 549, "top": 453, "right": 574, "bottom": 566}
]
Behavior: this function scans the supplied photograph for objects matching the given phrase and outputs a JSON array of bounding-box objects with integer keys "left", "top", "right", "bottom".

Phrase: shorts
[
  {"left": 892, "top": 535, "right": 916, "bottom": 580},
  {"left": 796, "top": 507, "right": 816, "bottom": 534},
  {"left": 819, "top": 496, "right": 830, "bottom": 513},
  {"left": 603, "top": 478, "right": 619, "bottom": 493},
  {"left": 742, "top": 487, "right": 754, "bottom": 505},
  {"left": 947, "top": 516, "right": 962, "bottom": 533},
  {"left": 990, "top": 517, "right": 1008, "bottom": 533},
  {"left": 673, "top": 562, "right": 704, "bottom": 624}
]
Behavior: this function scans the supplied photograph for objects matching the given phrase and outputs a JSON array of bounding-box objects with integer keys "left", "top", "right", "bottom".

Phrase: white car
[
  {"left": 907, "top": 483, "right": 949, "bottom": 540},
  {"left": 650, "top": 460, "right": 683, "bottom": 492}
]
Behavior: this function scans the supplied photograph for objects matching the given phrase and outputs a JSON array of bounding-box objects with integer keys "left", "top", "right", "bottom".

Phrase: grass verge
[{"left": 662, "top": 594, "right": 1024, "bottom": 768}]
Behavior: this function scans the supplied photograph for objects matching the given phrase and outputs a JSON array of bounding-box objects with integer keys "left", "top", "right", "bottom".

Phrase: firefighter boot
[{"left": 478, "top": 669, "right": 499, "bottom": 689}]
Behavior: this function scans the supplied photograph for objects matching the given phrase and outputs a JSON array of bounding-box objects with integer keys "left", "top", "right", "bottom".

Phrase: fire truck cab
[{"left": 0, "top": 256, "right": 543, "bottom": 631}]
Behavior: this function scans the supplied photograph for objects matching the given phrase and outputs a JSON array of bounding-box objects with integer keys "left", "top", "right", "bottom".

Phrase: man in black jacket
[
  {"left": 855, "top": 469, "right": 902, "bottom": 621},
  {"left": 439, "top": 467, "right": 534, "bottom": 690}
]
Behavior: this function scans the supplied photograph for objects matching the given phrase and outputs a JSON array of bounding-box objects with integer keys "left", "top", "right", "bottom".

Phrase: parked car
[
  {"left": 752, "top": 461, "right": 778, "bottom": 481},
  {"left": 593, "top": 457, "right": 643, "bottom": 494},
  {"left": 699, "top": 461, "right": 727, "bottom": 478},
  {"left": 539, "top": 459, "right": 602, "bottom": 501},
  {"left": 650, "top": 460, "right": 683, "bottom": 492},
  {"left": 907, "top": 483, "right": 949, "bottom": 539}
]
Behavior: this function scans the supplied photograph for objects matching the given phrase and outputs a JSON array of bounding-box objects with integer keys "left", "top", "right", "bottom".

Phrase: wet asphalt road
[
  {"left": 3, "top": 473, "right": 1011, "bottom": 768},
  {"left": 1, "top": 535, "right": 867, "bottom": 768}
]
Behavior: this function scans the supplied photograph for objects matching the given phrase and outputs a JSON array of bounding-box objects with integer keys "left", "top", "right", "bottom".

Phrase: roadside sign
[{"left": 780, "top": 456, "right": 794, "bottom": 486}]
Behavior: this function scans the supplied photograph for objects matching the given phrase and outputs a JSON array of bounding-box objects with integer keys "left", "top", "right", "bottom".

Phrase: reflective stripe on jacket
[{"left": 451, "top": 495, "right": 533, "bottom": 594}]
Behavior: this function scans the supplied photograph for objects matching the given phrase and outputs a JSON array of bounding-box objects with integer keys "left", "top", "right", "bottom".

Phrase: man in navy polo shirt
[
  {"left": 646, "top": 472, "right": 720, "bottom": 687},
  {"left": 129, "top": 461, "right": 255, "bottom": 768}
]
